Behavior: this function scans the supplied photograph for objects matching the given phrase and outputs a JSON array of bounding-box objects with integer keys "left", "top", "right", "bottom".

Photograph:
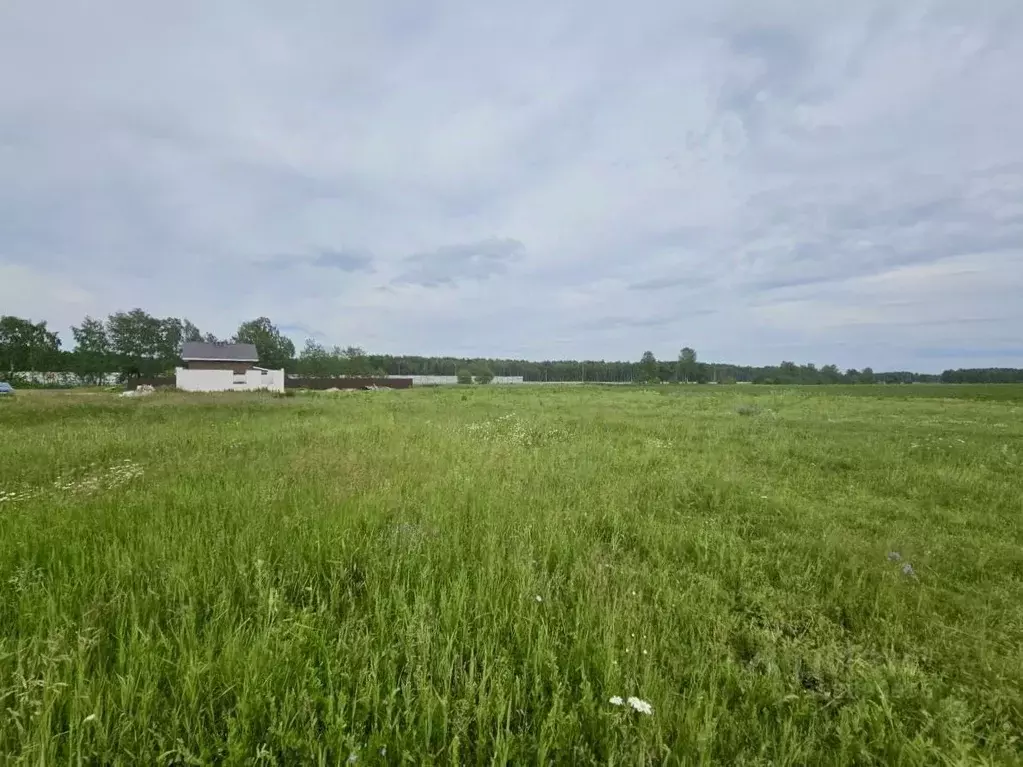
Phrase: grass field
[{"left": 1, "top": 385, "right": 1022, "bottom": 764}]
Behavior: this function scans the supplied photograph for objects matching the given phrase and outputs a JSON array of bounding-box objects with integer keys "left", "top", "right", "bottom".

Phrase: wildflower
[
  {"left": 609, "top": 696, "right": 624, "bottom": 706},
  {"left": 347, "top": 753, "right": 358, "bottom": 764},
  {"left": 902, "top": 563, "right": 916, "bottom": 578},
  {"left": 534, "top": 595, "right": 543, "bottom": 603},
  {"left": 627, "top": 697, "right": 654, "bottom": 715},
  {"left": 887, "top": 551, "right": 902, "bottom": 562},
  {"left": 83, "top": 713, "right": 97, "bottom": 724}
]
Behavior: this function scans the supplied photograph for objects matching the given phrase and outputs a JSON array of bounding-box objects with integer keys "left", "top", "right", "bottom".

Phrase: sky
[{"left": 2, "top": 1, "right": 1022, "bottom": 372}]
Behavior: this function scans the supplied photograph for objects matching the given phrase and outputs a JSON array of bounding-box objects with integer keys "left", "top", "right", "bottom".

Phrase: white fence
[
  {"left": 10, "top": 371, "right": 121, "bottom": 386},
  {"left": 386, "top": 375, "right": 525, "bottom": 385}
]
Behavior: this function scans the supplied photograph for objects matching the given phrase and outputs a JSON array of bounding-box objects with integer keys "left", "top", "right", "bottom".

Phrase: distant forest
[{"left": 2, "top": 310, "right": 1021, "bottom": 385}]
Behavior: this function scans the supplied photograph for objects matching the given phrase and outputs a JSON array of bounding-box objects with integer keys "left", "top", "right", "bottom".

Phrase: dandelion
[
  {"left": 609, "top": 696, "right": 624, "bottom": 706},
  {"left": 887, "top": 551, "right": 902, "bottom": 562},
  {"left": 627, "top": 697, "right": 654, "bottom": 715},
  {"left": 902, "top": 563, "right": 916, "bottom": 578}
]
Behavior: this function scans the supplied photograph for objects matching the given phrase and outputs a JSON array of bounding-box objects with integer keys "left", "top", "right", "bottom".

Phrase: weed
[{"left": 0, "top": 385, "right": 1021, "bottom": 763}]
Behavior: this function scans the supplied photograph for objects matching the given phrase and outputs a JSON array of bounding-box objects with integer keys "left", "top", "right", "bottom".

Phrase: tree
[
  {"left": 297, "top": 339, "right": 332, "bottom": 377},
  {"left": 70, "top": 316, "right": 111, "bottom": 383},
  {"left": 157, "top": 318, "right": 185, "bottom": 363},
  {"left": 234, "top": 317, "right": 295, "bottom": 371},
  {"left": 859, "top": 367, "right": 876, "bottom": 384},
  {"left": 105, "top": 309, "right": 190, "bottom": 377},
  {"left": 639, "top": 351, "right": 659, "bottom": 383},
  {"left": 472, "top": 363, "right": 495, "bottom": 384},
  {"left": 456, "top": 368, "right": 473, "bottom": 385},
  {"left": 182, "top": 320, "right": 204, "bottom": 343},
  {"left": 339, "top": 346, "right": 372, "bottom": 376},
  {"left": 678, "top": 347, "right": 698, "bottom": 383},
  {"left": 820, "top": 364, "right": 842, "bottom": 384},
  {"left": 107, "top": 309, "right": 163, "bottom": 360},
  {"left": 0, "top": 316, "right": 62, "bottom": 375}
]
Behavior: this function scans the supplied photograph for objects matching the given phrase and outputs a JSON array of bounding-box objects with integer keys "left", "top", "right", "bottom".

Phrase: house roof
[{"left": 181, "top": 342, "right": 259, "bottom": 362}]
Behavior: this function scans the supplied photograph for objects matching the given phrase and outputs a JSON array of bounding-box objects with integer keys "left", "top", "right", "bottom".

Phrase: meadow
[{"left": 1, "top": 384, "right": 1021, "bottom": 765}]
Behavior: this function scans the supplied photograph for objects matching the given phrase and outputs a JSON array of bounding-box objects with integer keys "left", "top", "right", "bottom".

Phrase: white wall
[
  {"left": 385, "top": 375, "right": 525, "bottom": 385},
  {"left": 246, "top": 368, "right": 285, "bottom": 392},
  {"left": 14, "top": 371, "right": 120, "bottom": 386},
  {"left": 175, "top": 367, "right": 285, "bottom": 393}
]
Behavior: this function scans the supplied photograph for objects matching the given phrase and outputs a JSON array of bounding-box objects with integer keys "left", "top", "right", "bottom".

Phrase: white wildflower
[
  {"left": 534, "top": 595, "right": 543, "bottom": 603},
  {"left": 609, "top": 696, "right": 624, "bottom": 706},
  {"left": 627, "top": 696, "right": 653, "bottom": 715},
  {"left": 83, "top": 713, "right": 98, "bottom": 724}
]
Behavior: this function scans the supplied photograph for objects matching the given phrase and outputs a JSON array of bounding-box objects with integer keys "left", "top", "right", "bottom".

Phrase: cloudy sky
[{"left": 2, "top": 1, "right": 1021, "bottom": 371}]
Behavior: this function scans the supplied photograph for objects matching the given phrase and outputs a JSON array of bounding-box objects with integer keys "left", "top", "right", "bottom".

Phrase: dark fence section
[
  {"left": 124, "top": 377, "right": 175, "bottom": 390},
  {"left": 285, "top": 377, "right": 413, "bottom": 390}
]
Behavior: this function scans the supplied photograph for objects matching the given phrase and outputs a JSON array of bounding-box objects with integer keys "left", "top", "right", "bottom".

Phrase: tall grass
[{"left": 1, "top": 386, "right": 1022, "bottom": 764}]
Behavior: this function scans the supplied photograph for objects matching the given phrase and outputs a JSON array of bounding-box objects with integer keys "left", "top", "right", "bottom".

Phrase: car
[{"left": 0, "top": 382, "right": 14, "bottom": 395}]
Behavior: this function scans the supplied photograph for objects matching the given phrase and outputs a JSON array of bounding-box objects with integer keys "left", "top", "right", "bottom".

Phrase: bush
[{"left": 456, "top": 368, "right": 473, "bottom": 385}]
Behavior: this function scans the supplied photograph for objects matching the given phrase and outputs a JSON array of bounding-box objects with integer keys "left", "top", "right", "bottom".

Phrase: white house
[{"left": 175, "top": 342, "right": 285, "bottom": 393}]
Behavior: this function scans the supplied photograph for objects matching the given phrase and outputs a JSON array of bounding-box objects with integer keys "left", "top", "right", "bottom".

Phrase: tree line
[
  {"left": 1, "top": 311, "right": 1021, "bottom": 385},
  {"left": 0, "top": 312, "right": 301, "bottom": 382}
]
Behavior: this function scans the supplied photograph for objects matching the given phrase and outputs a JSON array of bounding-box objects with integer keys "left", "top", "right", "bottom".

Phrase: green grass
[{"left": 1, "top": 385, "right": 1022, "bottom": 764}]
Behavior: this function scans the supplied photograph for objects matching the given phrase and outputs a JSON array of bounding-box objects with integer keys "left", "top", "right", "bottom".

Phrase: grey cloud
[
  {"left": 2, "top": 1, "right": 1023, "bottom": 370},
  {"left": 583, "top": 308, "right": 717, "bottom": 330},
  {"left": 628, "top": 275, "right": 713, "bottom": 291},
  {"left": 392, "top": 238, "right": 525, "bottom": 287},
  {"left": 263, "top": 249, "right": 374, "bottom": 273},
  {"left": 718, "top": 25, "right": 811, "bottom": 111},
  {"left": 280, "top": 322, "right": 325, "bottom": 339},
  {"left": 312, "top": 250, "right": 374, "bottom": 272}
]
